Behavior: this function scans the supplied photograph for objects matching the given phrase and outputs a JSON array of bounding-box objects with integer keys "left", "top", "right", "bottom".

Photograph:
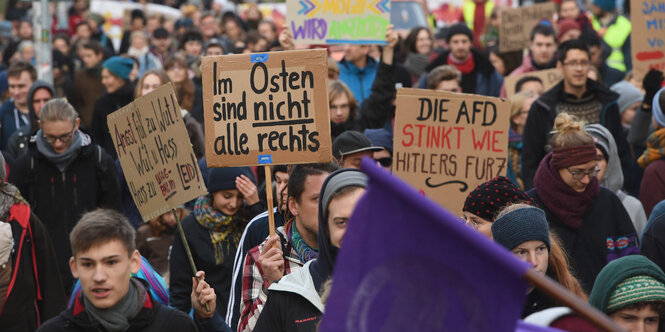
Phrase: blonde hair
[
  {"left": 39, "top": 99, "right": 79, "bottom": 125},
  {"left": 496, "top": 203, "right": 588, "bottom": 301},
  {"left": 509, "top": 90, "right": 536, "bottom": 118},
  {"left": 135, "top": 69, "right": 171, "bottom": 98},
  {"left": 549, "top": 113, "right": 595, "bottom": 149},
  {"left": 328, "top": 81, "right": 358, "bottom": 120}
]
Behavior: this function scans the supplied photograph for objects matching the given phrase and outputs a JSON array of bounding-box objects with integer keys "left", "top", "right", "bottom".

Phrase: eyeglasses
[
  {"left": 566, "top": 166, "right": 600, "bottom": 180},
  {"left": 43, "top": 129, "right": 75, "bottom": 144},
  {"left": 563, "top": 60, "right": 591, "bottom": 69},
  {"left": 374, "top": 157, "right": 392, "bottom": 167}
]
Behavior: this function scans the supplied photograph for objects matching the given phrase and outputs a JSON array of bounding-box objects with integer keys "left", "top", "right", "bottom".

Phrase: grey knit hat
[
  {"left": 610, "top": 81, "right": 644, "bottom": 114},
  {"left": 491, "top": 206, "right": 551, "bottom": 251}
]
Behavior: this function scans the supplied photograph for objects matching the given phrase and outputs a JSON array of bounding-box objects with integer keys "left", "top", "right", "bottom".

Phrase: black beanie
[
  {"left": 463, "top": 176, "right": 531, "bottom": 221},
  {"left": 491, "top": 206, "right": 551, "bottom": 251},
  {"left": 207, "top": 167, "right": 255, "bottom": 193},
  {"left": 446, "top": 23, "right": 474, "bottom": 43}
]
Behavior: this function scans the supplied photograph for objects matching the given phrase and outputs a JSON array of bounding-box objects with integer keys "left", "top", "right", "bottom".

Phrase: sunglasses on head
[{"left": 374, "top": 157, "right": 392, "bottom": 167}]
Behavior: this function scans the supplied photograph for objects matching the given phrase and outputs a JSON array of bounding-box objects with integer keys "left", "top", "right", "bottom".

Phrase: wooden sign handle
[
  {"left": 525, "top": 269, "right": 624, "bottom": 332},
  {"left": 173, "top": 208, "right": 210, "bottom": 313},
  {"left": 264, "top": 166, "right": 277, "bottom": 241}
]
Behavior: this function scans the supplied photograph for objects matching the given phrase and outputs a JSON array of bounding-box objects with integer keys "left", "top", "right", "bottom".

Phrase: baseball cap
[{"left": 332, "top": 131, "right": 383, "bottom": 159}]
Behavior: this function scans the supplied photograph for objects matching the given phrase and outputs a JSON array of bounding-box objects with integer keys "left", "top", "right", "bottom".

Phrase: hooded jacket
[
  {"left": 585, "top": 124, "right": 647, "bottom": 236},
  {"left": 254, "top": 169, "right": 368, "bottom": 332},
  {"left": 6, "top": 81, "right": 55, "bottom": 159},
  {"left": 424, "top": 48, "right": 504, "bottom": 97},
  {"left": 521, "top": 79, "right": 626, "bottom": 189}
]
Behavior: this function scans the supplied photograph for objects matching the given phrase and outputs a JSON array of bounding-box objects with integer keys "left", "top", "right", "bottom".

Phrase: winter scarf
[
  {"left": 404, "top": 52, "right": 430, "bottom": 78},
  {"left": 448, "top": 52, "right": 475, "bottom": 75},
  {"left": 83, "top": 278, "right": 144, "bottom": 332},
  {"left": 193, "top": 195, "right": 243, "bottom": 265},
  {"left": 533, "top": 153, "right": 600, "bottom": 229},
  {"left": 289, "top": 220, "right": 318, "bottom": 263},
  {"left": 35, "top": 129, "right": 87, "bottom": 172},
  {"left": 638, "top": 127, "right": 665, "bottom": 168}
]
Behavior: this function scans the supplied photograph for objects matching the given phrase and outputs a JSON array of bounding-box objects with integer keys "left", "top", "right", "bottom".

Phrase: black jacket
[
  {"left": 0, "top": 208, "right": 66, "bottom": 331},
  {"left": 37, "top": 281, "right": 197, "bottom": 332},
  {"left": 253, "top": 289, "right": 321, "bottom": 332},
  {"left": 641, "top": 213, "right": 665, "bottom": 272},
  {"left": 169, "top": 203, "right": 262, "bottom": 319},
  {"left": 424, "top": 48, "right": 503, "bottom": 97},
  {"left": 91, "top": 82, "right": 134, "bottom": 159},
  {"left": 528, "top": 188, "right": 637, "bottom": 292},
  {"left": 521, "top": 79, "right": 626, "bottom": 189},
  {"left": 9, "top": 142, "right": 121, "bottom": 293}
]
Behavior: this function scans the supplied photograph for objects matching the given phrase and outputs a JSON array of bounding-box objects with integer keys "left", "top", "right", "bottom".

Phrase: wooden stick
[
  {"left": 525, "top": 269, "right": 624, "bottom": 332},
  {"left": 264, "top": 165, "right": 276, "bottom": 240},
  {"left": 173, "top": 208, "right": 210, "bottom": 312}
]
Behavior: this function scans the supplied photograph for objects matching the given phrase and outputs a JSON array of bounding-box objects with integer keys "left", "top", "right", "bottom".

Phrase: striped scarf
[
  {"left": 289, "top": 221, "right": 318, "bottom": 263},
  {"left": 194, "top": 195, "right": 243, "bottom": 265},
  {"left": 639, "top": 128, "right": 665, "bottom": 168}
]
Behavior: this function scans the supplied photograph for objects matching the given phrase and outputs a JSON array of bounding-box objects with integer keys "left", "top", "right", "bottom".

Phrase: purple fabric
[
  {"left": 515, "top": 321, "right": 566, "bottom": 332},
  {"left": 319, "top": 158, "right": 530, "bottom": 332}
]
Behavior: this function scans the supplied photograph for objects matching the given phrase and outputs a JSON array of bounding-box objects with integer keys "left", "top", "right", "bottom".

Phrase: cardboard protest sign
[
  {"left": 504, "top": 68, "right": 562, "bottom": 97},
  {"left": 630, "top": 0, "right": 665, "bottom": 81},
  {"left": 201, "top": 49, "right": 333, "bottom": 167},
  {"left": 499, "top": 3, "right": 556, "bottom": 53},
  {"left": 393, "top": 88, "right": 510, "bottom": 213},
  {"left": 286, "top": 0, "right": 390, "bottom": 45},
  {"left": 108, "top": 83, "right": 207, "bottom": 221}
]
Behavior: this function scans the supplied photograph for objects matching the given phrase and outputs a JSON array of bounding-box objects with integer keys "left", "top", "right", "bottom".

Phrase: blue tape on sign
[
  {"left": 251, "top": 54, "right": 269, "bottom": 63},
  {"left": 258, "top": 155, "right": 272, "bottom": 164}
]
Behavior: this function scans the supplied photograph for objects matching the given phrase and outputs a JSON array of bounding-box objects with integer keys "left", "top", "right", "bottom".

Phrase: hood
[
  {"left": 309, "top": 168, "right": 368, "bottom": 293},
  {"left": 269, "top": 260, "right": 324, "bottom": 312},
  {"left": 27, "top": 80, "right": 55, "bottom": 134},
  {"left": 585, "top": 124, "right": 622, "bottom": 193}
]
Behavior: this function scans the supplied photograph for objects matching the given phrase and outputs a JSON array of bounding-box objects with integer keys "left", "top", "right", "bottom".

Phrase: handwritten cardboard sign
[
  {"left": 393, "top": 88, "right": 510, "bottom": 214},
  {"left": 201, "top": 49, "right": 332, "bottom": 167},
  {"left": 499, "top": 3, "right": 556, "bottom": 53},
  {"left": 504, "top": 68, "right": 562, "bottom": 97},
  {"left": 630, "top": 0, "right": 665, "bottom": 81},
  {"left": 286, "top": 0, "right": 390, "bottom": 45},
  {"left": 108, "top": 83, "right": 207, "bottom": 221}
]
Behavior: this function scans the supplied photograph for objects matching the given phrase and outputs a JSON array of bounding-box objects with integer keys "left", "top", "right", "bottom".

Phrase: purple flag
[
  {"left": 319, "top": 158, "right": 530, "bottom": 332},
  {"left": 515, "top": 321, "right": 565, "bottom": 332}
]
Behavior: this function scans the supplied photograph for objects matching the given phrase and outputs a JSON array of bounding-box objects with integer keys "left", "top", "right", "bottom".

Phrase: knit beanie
[
  {"left": 207, "top": 167, "right": 255, "bottom": 193},
  {"left": 446, "top": 23, "right": 473, "bottom": 43},
  {"left": 593, "top": 0, "right": 615, "bottom": 12},
  {"left": 491, "top": 206, "right": 551, "bottom": 251},
  {"left": 463, "top": 176, "right": 531, "bottom": 221},
  {"left": 557, "top": 19, "right": 581, "bottom": 40},
  {"left": 610, "top": 81, "right": 644, "bottom": 114},
  {"left": 589, "top": 255, "right": 665, "bottom": 314},
  {"left": 320, "top": 169, "right": 368, "bottom": 224},
  {"left": 102, "top": 56, "right": 134, "bottom": 81},
  {"left": 652, "top": 87, "right": 665, "bottom": 128},
  {"left": 586, "top": 127, "right": 609, "bottom": 162}
]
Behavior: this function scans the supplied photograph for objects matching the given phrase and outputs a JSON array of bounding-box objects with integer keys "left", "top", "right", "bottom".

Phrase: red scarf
[
  {"left": 533, "top": 153, "right": 600, "bottom": 229},
  {"left": 448, "top": 52, "right": 475, "bottom": 75}
]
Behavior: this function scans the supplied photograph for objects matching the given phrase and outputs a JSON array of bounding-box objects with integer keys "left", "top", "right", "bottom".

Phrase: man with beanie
[
  {"left": 151, "top": 28, "right": 175, "bottom": 66},
  {"left": 91, "top": 56, "right": 135, "bottom": 159},
  {"left": 589, "top": 255, "right": 665, "bottom": 331},
  {"left": 462, "top": 176, "right": 531, "bottom": 238},
  {"left": 332, "top": 131, "right": 383, "bottom": 169},
  {"left": 521, "top": 39, "right": 627, "bottom": 189},
  {"left": 425, "top": 23, "right": 503, "bottom": 96},
  {"left": 254, "top": 169, "right": 368, "bottom": 332},
  {"left": 237, "top": 163, "right": 338, "bottom": 332},
  {"left": 500, "top": 24, "right": 558, "bottom": 97},
  {"left": 589, "top": 0, "right": 631, "bottom": 72},
  {"left": 610, "top": 81, "right": 644, "bottom": 133}
]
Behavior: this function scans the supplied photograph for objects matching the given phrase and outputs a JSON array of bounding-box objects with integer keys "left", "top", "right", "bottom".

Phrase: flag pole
[
  {"left": 264, "top": 166, "right": 276, "bottom": 240},
  {"left": 525, "top": 269, "right": 624, "bottom": 332},
  {"left": 173, "top": 208, "right": 210, "bottom": 312}
]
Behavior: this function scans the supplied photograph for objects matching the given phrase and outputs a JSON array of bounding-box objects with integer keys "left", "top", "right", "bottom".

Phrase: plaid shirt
[{"left": 237, "top": 221, "right": 305, "bottom": 332}]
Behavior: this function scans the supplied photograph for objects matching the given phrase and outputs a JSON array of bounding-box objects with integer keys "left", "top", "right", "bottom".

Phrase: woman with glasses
[
  {"left": 8, "top": 99, "right": 121, "bottom": 294},
  {"left": 527, "top": 112, "right": 637, "bottom": 293}
]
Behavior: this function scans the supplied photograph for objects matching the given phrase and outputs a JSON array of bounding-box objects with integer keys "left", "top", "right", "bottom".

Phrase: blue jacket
[
  {"left": 338, "top": 56, "right": 378, "bottom": 104},
  {"left": 0, "top": 99, "right": 29, "bottom": 150}
]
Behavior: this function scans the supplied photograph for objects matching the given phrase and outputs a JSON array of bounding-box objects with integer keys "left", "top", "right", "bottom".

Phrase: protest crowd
[{"left": 0, "top": 0, "right": 665, "bottom": 331}]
